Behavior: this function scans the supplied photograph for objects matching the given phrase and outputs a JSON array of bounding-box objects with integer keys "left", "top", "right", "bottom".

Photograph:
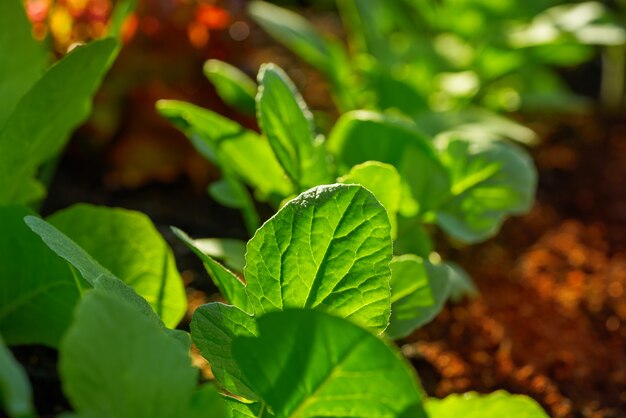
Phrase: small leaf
[
  {"left": 223, "top": 396, "right": 264, "bottom": 418},
  {"left": 60, "top": 290, "right": 198, "bottom": 418},
  {"left": 245, "top": 184, "right": 392, "bottom": 333},
  {"left": 173, "top": 228, "right": 251, "bottom": 312},
  {"left": 157, "top": 100, "right": 292, "bottom": 200},
  {"left": 0, "top": 38, "right": 118, "bottom": 205},
  {"left": 204, "top": 60, "right": 257, "bottom": 115},
  {"left": 327, "top": 111, "right": 450, "bottom": 215},
  {"left": 48, "top": 204, "right": 186, "bottom": 328},
  {"left": 434, "top": 133, "right": 537, "bottom": 243},
  {"left": 256, "top": 64, "right": 331, "bottom": 189},
  {"left": 445, "top": 261, "right": 479, "bottom": 302},
  {"left": 386, "top": 256, "right": 450, "bottom": 339},
  {"left": 191, "top": 237, "right": 247, "bottom": 273},
  {"left": 340, "top": 161, "right": 402, "bottom": 238},
  {"left": 0, "top": 335, "right": 35, "bottom": 417},
  {"left": 0, "top": 0, "right": 47, "bottom": 128},
  {"left": 0, "top": 206, "right": 77, "bottom": 347},
  {"left": 425, "top": 391, "right": 549, "bottom": 417},
  {"left": 233, "top": 309, "right": 426, "bottom": 418},
  {"left": 191, "top": 303, "right": 259, "bottom": 400},
  {"left": 248, "top": 2, "right": 332, "bottom": 73}
]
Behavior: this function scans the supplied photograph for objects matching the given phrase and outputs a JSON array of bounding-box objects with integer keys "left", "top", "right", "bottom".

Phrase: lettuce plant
[
  {"left": 159, "top": 62, "right": 536, "bottom": 300},
  {"left": 249, "top": 0, "right": 625, "bottom": 118},
  {"left": 1, "top": 184, "right": 549, "bottom": 417}
]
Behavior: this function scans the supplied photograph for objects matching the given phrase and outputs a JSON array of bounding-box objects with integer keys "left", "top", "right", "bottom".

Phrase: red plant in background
[{"left": 23, "top": 0, "right": 233, "bottom": 52}]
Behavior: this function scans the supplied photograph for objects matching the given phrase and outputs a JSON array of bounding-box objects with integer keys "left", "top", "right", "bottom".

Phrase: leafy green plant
[
  {"left": 249, "top": 0, "right": 625, "bottom": 117},
  {"left": 2, "top": 184, "right": 548, "bottom": 417},
  {"left": 159, "top": 62, "right": 536, "bottom": 301},
  {"left": 0, "top": 0, "right": 133, "bottom": 207}
]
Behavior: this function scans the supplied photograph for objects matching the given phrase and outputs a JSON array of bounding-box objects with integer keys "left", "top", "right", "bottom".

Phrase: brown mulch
[{"left": 405, "top": 114, "right": 626, "bottom": 418}]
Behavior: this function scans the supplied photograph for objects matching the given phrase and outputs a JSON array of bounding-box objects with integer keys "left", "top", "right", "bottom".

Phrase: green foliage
[
  {"left": 0, "top": 38, "right": 118, "bottom": 205},
  {"left": 249, "top": 0, "right": 624, "bottom": 115},
  {"left": 0, "top": 0, "right": 47, "bottom": 130},
  {"left": 48, "top": 204, "right": 187, "bottom": 327},
  {"left": 204, "top": 60, "right": 257, "bottom": 116},
  {"left": 256, "top": 64, "right": 331, "bottom": 190},
  {"left": 244, "top": 184, "right": 392, "bottom": 333},
  {"left": 387, "top": 256, "right": 451, "bottom": 340},
  {"left": 0, "top": 206, "right": 78, "bottom": 347},
  {"left": 0, "top": 335, "right": 34, "bottom": 418},
  {"left": 59, "top": 289, "right": 224, "bottom": 418},
  {"left": 425, "top": 391, "right": 549, "bottom": 417},
  {"left": 233, "top": 309, "right": 426, "bottom": 418}
]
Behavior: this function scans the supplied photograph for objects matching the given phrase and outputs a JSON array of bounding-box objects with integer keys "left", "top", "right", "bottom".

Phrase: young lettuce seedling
[{"left": 177, "top": 184, "right": 548, "bottom": 417}]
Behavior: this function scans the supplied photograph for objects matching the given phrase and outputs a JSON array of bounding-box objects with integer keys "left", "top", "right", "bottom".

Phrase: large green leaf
[
  {"left": 173, "top": 228, "right": 251, "bottom": 313},
  {"left": 0, "top": 38, "right": 118, "bottom": 205},
  {"left": 256, "top": 64, "right": 331, "bottom": 190},
  {"left": 0, "top": 335, "right": 34, "bottom": 418},
  {"left": 0, "top": 0, "right": 47, "bottom": 129},
  {"left": 425, "top": 391, "right": 549, "bottom": 417},
  {"left": 188, "top": 384, "right": 228, "bottom": 418},
  {"left": 204, "top": 60, "right": 256, "bottom": 116},
  {"left": 0, "top": 206, "right": 77, "bottom": 347},
  {"left": 327, "top": 111, "right": 450, "bottom": 215},
  {"left": 156, "top": 100, "right": 292, "bottom": 200},
  {"left": 244, "top": 184, "right": 392, "bottom": 333},
  {"left": 47, "top": 204, "right": 186, "bottom": 328},
  {"left": 386, "top": 256, "right": 450, "bottom": 340},
  {"left": 24, "top": 215, "right": 164, "bottom": 330},
  {"left": 434, "top": 133, "right": 537, "bottom": 243},
  {"left": 339, "top": 161, "right": 402, "bottom": 238},
  {"left": 60, "top": 289, "right": 198, "bottom": 418},
  {"left": 233, "top": 309, "right": 426, "bottom": 418},
  {"left": 191, "top": 303, "right": 259, "bottom": 401}
]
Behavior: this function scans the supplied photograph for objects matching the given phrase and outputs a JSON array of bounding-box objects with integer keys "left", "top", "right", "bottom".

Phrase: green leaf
[
  {"left": 233, "top": 309, "right": 426, "bottom": 418},
  {"left": 208, "top": 173, "right": 260, "bottom": 235},
  {"left": 60, "top": 289, "right": 198, "bottom": 418},
  {"left": 204, "top": 60, "right": 257, "bottom": 115},
  {"left": 340, "top": 161, "right": 402, "bottom": 238},
  {"left": 0, "top": 206, "right": 77, "bottom": 347},
  {"left": 223, "top": 396, "right": 264, "bottom": 418},
  {"left": 47, "top": 204, "right": 186, "bottom": 328},
  {"left": 0, "top": 335, "right": 35, "bottom": 417},
  {"left": 434, "top": 133, "right": 537, "bottom": 243},
  {"left": 256, "top": 64, "right": 331, "bottom": 190},
  {"left": 0, "top": 0, "right": 47, "bottom": 129},
  {"left": 327, "top": 111, "right": 450, "bottom": 215},
  {"left": 413, "top": 109, "right": 539, "bottom": 146},
  {"left": 386, "top": 256, "right": 450, "bottom": 340},
  {"left": 191, "top": 303, "right": 259, "bottom": 401},
  {"left": 425, "top": 391, "right": 549, "bottom": 417},
  {"left": 393, "top": 218, "right": 434, "bottom": 258},
  {"left": 245, "top": 184, "right": 392, "bottom": 333},
  {"left": 248, "top": 2, "right": 332, "bottom": 74},
  {"left": 156, "top": 100, "right": 292, "bottom": 200},
  {"left": 24, "top": 215, "right": 164, "bottom": 330},
  {"left": 107, "top": 0, "right": 138, "bottom": 39},
  {"left": 172, "top": 228, "right": 251, "bottom": 312},
  {"left": 445, "top": 261, "right": 479, "bottom": 302},
  {"left": 188, "top": 384, "right": 228, "bottom": 418},
  {"left": 189, "top": 237, "right": 246, "bottom": 273},
  {"left": 0, "top": 38, "right": 118, "bottom": 205}
]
